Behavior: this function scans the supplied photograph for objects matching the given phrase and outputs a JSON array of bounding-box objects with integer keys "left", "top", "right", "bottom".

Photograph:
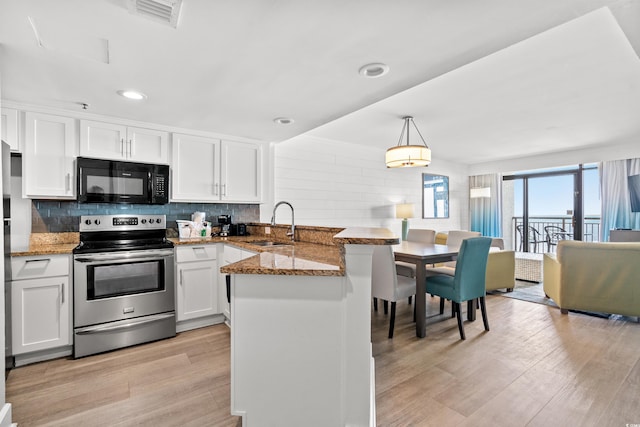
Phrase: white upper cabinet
[
  {"left": 128, "top": 126, "right": 169, "bottom": 164},
  {"left": 1, "top": 107, "right": 20, "bottom": 152},
  {"left": 171, "top": 134, "right": 263, "bottom": 203},
  {"left": 171, "top": 133, "right": 220, "bottom": 202},
  {"left": 23, "top": 112, "right": 77, "bottom": 199},
  {"left": 80, "top": 120, "right": 168, "bottom": 164},
  {"left": 221, "top": 140, "right": 263, "bottom": 202}
]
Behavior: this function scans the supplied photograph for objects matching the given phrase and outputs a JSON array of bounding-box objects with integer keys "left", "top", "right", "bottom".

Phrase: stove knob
[
  {"left": 155, "top": 218, "right": 162, "bottom": 224},
  {"left": 94, "top": 219, "right": 101, "bottom": 225},
  {"left": 141, "top": 219, "right": 147, "bottom": 224},
  {"left": 85, "top": 219, "right": 92, "bottom": 226}
]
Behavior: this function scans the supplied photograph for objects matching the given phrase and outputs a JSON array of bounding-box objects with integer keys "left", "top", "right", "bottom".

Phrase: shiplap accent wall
[{"left": 267, "top": 134, "right": 470, "bottom": 237}]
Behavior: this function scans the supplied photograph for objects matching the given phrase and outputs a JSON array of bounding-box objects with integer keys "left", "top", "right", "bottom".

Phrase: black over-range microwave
[{"left": 77, "top": 157, "right": 169, "bottom": 204}]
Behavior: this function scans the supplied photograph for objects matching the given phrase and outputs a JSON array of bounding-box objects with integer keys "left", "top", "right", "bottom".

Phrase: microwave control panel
[
  {"left": 151, "top": 166, "right": 169, "bottom": 204},
  {"left": 154, "top": 175, "right": 166, "bottom": 196}
]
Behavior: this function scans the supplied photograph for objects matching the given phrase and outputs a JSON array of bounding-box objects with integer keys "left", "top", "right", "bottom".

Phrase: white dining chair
[
  {"left": 395, "top": 228, "right": 436, "bottom": 278},
  {"left": 372, "top": 245, "right": 416, "bottom": 338}
]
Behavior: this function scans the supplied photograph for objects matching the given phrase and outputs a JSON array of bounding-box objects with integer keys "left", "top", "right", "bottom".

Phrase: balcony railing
[{"left": 512, "top": 216, "right": 601, "bottom": 253}]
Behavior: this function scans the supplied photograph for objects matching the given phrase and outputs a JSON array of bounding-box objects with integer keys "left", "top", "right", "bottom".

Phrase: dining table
[{"left": 392, "top": 241, "right": 459, "bottom": 338}]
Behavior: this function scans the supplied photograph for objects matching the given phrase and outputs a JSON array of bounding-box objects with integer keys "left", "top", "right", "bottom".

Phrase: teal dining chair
[{"left": 425, "top": 236, "right": 492, "bottom": 340}]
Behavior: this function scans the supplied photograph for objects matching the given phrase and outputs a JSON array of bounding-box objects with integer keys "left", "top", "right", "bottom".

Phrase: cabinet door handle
[
  {"left": 179, "top": 270, "right": 183, "bottom": 286},
  {"left": 128, "top": 139, "right": 133, "bottom": 158},
  {"left": 121, "top": 138, "right": 125, "bottom": 156},
  {"left": 60, "top": 283, "right": 64, "bottom": 304},
  {"left": 222, "top": 183, "right": 226, "bottom": 196}
]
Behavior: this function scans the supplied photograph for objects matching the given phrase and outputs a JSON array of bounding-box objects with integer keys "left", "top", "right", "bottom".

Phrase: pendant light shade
[{"left": 385, "top": 116, "right": 431, "bottom": 168}]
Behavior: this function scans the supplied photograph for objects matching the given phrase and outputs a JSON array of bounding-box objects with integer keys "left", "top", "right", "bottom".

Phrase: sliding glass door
[{"left": 504, "top": 165, "right": 598, "bottom": 253}]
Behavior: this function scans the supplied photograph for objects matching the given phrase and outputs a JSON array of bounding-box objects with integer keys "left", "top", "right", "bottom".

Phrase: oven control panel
[
  {"left": 113, "top": 217, "right": 138, "bottom": 226},
  {"left": 79, "top": 214, "right": 166, "bottom": 232}
]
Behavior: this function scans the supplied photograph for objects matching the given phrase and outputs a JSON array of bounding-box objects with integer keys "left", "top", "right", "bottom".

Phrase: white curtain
[
  {"left": 599, "top": 158, "right": 640, "bottom": 241},
  {"left": 469, "top": 173, "right": 502, "bottom": 237}
]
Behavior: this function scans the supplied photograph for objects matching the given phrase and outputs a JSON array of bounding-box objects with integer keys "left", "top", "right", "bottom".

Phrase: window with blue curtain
[{"left": 469, "top": 173, "right": 502, "bottom": 237}]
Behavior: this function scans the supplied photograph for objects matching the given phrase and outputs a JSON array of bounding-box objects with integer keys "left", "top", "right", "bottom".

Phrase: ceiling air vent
[{"left": 129, "top": 0, "right": 183, "bottom": 28}]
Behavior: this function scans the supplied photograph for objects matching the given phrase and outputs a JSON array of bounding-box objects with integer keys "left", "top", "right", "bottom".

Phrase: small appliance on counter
[
  {"left": 232, "top": 223, "right": 247, "bottom": 236},
  {"left": 210, "top": 215, "right": 247, "bottom": 237},
  {"left": 217, "top": 215, "right": 231, "bottom": 236}
]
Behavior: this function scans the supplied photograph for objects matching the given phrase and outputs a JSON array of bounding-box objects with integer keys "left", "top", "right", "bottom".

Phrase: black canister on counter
[{"left": 230, "top": 223, "right": 247, "bottom": 236}]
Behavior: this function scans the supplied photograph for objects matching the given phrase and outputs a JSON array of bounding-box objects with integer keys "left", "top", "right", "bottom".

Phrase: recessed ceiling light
[
  {"left": 358, "top": 63, "right": 390, "bottom": 78},
  {"left": 117, "top": 90, "right": 147, "bottom": 100},
  {"left": 273, "top": 117, "right": 294, "bottom": 125}
]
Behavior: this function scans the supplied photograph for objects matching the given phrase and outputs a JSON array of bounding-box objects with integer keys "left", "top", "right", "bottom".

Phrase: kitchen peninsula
[
  {"left": 11, "top": 224, "right": 397, "bottom": 426},
  {"left": 221, "top": 227, "right": 398, "bottom": 427}
]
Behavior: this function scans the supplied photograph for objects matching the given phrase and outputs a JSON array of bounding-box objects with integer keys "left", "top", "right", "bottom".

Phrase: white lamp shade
[
  {"left": 470, "top": 187, "right": 491, "bottom": 198},
  {"left": 396, "top": 203, "right": 415, "bottom": 219},
  {"left": 385, "top": 145, "right": 431, "bottom": 168}
]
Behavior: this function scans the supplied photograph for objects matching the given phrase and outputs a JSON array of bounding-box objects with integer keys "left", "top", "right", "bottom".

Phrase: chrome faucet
[{"left": 271, "top": 201, "right": 295, "bottom": 241}]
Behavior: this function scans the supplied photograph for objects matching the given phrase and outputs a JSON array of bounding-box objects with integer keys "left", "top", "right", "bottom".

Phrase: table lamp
[{"left": 396, "top": 203, "right": 415, "bottom": 241}]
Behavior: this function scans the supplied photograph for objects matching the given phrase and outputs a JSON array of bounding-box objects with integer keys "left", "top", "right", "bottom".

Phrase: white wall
[
  {"left": 265, "top": 134, "right": 469, "bottom": 237},
  {"left": 469, "top": 138, "right": 640, "bottom": 175}
]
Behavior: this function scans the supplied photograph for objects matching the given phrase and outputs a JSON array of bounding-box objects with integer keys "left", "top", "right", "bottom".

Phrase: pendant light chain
[{"left": 410, "top": 117, "right": 429, "bottom": 148}]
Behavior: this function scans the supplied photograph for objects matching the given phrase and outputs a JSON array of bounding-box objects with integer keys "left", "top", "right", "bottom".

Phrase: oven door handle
[
  {"left": 75, "top": 313, "right": 175, "bottom": 335},
  {"left": 74, "top": 249, "right": 174, "bottom": 262}
]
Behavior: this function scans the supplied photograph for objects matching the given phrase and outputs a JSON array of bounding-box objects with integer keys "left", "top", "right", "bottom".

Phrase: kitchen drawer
[
  {"left": 11, "top": 255, "right": 70, "bottom": 280},
  {"left": 175, "top": 245, "right": 217, "bottom": 263}
]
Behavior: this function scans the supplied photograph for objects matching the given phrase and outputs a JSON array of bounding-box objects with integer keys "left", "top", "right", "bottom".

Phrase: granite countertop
[
  {"left": 173, "top": 235, "right": 345, "bottom": 276},
  {"left": 11, "top": 243, "right": 79, "bottom": 257},
  {"left": 220, "top": 241, "right": 344, "bottom": 276},
  {"left": 13, "top": 227, "right": 399, "bottom": 277},
  {"left": 11, "top": 232, "right": 80, "bottom": 257},
  {"left": 220, "top": 227, "right": 399, "bottom": 276}
]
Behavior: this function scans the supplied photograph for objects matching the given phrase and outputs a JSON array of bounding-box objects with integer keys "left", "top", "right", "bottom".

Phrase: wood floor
[{"left": 6, "top": 294, "right": 640, "bottom": 426}]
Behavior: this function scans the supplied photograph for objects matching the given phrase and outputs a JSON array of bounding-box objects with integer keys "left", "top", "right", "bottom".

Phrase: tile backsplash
[{"left": 31, "top": 200, "right": 260, "bottom": 233}]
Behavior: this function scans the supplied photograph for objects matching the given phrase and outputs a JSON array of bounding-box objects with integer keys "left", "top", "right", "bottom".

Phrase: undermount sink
[{"left": 251, "top": 241, "right": 292, "bottom": 247}]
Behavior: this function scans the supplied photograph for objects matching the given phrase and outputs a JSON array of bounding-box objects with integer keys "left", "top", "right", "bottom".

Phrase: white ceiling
[{"left": 1, "top": 0, "right": 640, "bottom": 165}]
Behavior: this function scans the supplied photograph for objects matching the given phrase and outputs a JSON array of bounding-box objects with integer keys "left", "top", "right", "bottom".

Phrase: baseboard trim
[
  {"left": 14, "top": 346, "right": 73, "bottom": 367},
  {"left": 176, "top": 314, "right": 225, "bottom": 333}
]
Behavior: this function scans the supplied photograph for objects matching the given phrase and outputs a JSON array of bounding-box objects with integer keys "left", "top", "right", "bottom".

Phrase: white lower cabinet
[
  {"left": 11, "top": 255, "right": 72, "bottom": 357},
  {"left": 220, "top": 245, "right": 257, "bottom": 322},
  {"left": 175, "top": 244, "right": 222, "bottom": 331}
]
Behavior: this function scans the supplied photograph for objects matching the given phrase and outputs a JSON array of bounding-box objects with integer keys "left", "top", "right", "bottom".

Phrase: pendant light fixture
[{"left": 385, "top": 116, "right": 431, "bottom": 168}]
